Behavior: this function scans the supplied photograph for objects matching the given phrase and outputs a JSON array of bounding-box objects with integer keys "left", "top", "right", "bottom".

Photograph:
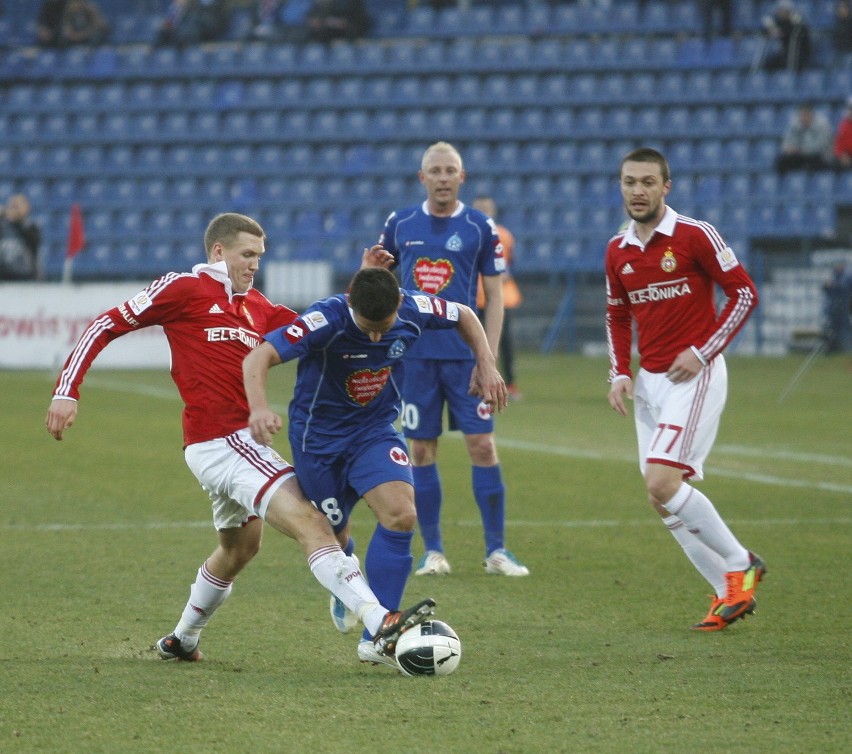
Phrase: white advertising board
[{"left": 0, "top": 283, "right": 171, "bottom": 369}]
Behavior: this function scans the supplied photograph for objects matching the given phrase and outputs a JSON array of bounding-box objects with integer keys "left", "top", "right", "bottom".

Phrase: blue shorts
[
  {"left": 291, "top": 429, "right": 413, "bottom": 533},
  {"left": 400, "top": 359, "right": 495, "bottom": 439}
]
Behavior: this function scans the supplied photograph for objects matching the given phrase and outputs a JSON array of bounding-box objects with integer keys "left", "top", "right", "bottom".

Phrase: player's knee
[
  {"left": 381, "top": 503, "right": 417, "bottom": 532},
  {"left": 410, "top": 439, "right": 436, "bottom": 466},
  {"left": 644, "top": 470, "right": 681, "bottom": 508},
  {"left": 466, "top": 433, "right": 497, "bottom": 464}
]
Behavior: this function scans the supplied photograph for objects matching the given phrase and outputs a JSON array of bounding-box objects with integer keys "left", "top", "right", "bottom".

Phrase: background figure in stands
[
  {"left": 0, "top": 194, "right": 41, "bottom": 282},
  {"left": 774, "top": 104, "right": 833, "bottom": 173},
  {"left": 832, "top": 1, "right": 852, "bottom": 63},
  {"left": 473, "top": 196, "right": 523, "bottom": 401},
  {"left": 834, "top": 96, "right": 852, "bottom": 168},
  {"left": 58, "top": 0, "right": 110, "bottom": 46},
  {"left": 698, "top": 0, "right": 733, "bottom": 41},
  {"left": 822, "top": 262, "right": 852, "bottom": 353},
  {"left": 247, "top": 0, "right": 311, "bottom": 42},
  {"left": 36, "top": 0, "right": 66, "bottom": 46},
  {"left": 305, "top": 0, "right": 371, "bottom": 43},
  {"left": 759, "top": 0, "right": 811, "bottom": 71},
  {"left": 157, "top": 0, "right": 229, "bottom": 46}
]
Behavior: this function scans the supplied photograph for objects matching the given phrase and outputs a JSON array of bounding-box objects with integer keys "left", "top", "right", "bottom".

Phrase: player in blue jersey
[
  {"left": 379, "top": 141, "right": 529, "bottom": 577},
  {"left": 243, "top": 267, "right": 507, "bottom": 667}
]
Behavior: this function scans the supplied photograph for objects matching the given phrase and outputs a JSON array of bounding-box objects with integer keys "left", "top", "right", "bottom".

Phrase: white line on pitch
[
  {"left": 2, "top": 518, "right": 849, "bottom": 533},
  {"left": 71, "top": 376, "right": 852, "bottom": 494}
]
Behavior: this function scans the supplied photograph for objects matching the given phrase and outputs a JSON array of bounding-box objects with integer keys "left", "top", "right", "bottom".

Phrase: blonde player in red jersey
[
  {"left": 605, "top": 148, "right": 767, "bottom": 631},
  {"left": 44, "top": 213, "right": 435, "bottom": 664}
]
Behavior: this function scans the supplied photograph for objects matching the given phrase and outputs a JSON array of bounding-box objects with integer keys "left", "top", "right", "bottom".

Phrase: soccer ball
[{"left": 395, "top": 620, "right": 461, "bottom": 677}]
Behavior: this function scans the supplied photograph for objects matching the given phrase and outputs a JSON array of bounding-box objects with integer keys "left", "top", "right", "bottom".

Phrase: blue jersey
[
  {"left": 262, "top": 290, "right": 461, "bottom": 455},
  {"left": 380, "top": 201, "right": 505, "bottom": 360}
]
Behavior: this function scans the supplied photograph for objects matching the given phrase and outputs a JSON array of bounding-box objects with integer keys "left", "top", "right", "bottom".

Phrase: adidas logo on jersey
[
  {"left": 208, "top": 304, "right": 224, "bottom": 314},
  {"left": 621, "top": 263, "right": 635, "bottom": 275}
]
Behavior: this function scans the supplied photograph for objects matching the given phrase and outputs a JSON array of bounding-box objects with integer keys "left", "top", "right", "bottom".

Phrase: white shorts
[
  {"left": 633, "top": 355, "right": 727, "bottom": 481},
  {"left": 184, "top": 428, "right": 296, "bottom": 530}
]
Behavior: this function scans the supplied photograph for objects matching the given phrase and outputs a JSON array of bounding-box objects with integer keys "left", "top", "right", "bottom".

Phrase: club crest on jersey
[
  {"left": 414, "top": 257, "right": 453, "bottom": 295},
  {"left": 388, "top": 339, "right": 407, "bottom": 359},
  {"left": 389, "top": 446, "right": 410, "bottom": 466},
  {"left": 445, "top": 233, "right": 463, "bottom": 252},
  {"left": 346, "top": 367, "right": 391, "bottom": 406},
  {"left": 660, "top": 249, "right": 677, "bottom": 273},
  {"left": 241, "top": 302, "right": 255, "bottom": 327}
]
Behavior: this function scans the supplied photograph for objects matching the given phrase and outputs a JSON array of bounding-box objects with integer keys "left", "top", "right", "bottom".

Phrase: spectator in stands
[
  {"left": 774, "top": 104, "right": 833, "bottom": 173},
  {"left": 58, "top": 0, "right": 110, "bottom": 46},
  {"left": 760, "top": 0, "right": 811, "bottom": 72},
  {"left": 36, "top": 0, "right": 67, "bottom": 46},
  {"left": 156, "top": 0, "right": 229, "bottom": 46},
  {"left": 822, "top": 262, "right": 852, "bottom": 353},
  {"left": 247, "top": 0, "right": 311, "bottom": 42},
  {"left": 698, "top": 0, "right": 733, "bottom": 40},
  {"left": 305, "top": 0, "right": 371, "bottom": 43},
  {"left": 0, "top": 194, "right": 42, "bottom": 281},
  {"left": 832, "top": 1, "right": 852, "bottom": 63},
  {"left": 834, "top": 96, "right": 852, "bottom": 168},
  {"left": 473, "top": 196, "right": 523, "bottom": 401}
]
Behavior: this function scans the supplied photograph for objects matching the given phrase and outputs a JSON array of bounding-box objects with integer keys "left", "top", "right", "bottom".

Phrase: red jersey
[
  {"left": 833, "top": 114, "right": 852, "bottom": 159},
  {"left": 605, "top": 207, "right": 758, "bottom": 379},
  {"left": 53, "top": 262, "right": 298, "bottom": 446}
]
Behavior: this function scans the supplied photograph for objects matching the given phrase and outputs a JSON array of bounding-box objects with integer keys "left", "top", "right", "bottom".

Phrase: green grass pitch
[{"left": 1, "top": 354, "right": 850, "bottom": 753}]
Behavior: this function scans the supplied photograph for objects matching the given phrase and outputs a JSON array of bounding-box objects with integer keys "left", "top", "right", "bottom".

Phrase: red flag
[{"left": 66, "top": 203, "right": 85, "bottom": 259}]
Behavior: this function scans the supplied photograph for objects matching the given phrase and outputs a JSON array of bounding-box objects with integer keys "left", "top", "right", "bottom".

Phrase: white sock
[
  {"left": 662, "top": 515, "right": 728, "bottom": 597},
  {"left": 663, "top": 484, "right": 750, "bottom": 572},
  {"left": 308, "top": 546, "right": 386, "bottom": 635},
  {"left": 175, "top": 561, "right": 233, "bottom": 647}
]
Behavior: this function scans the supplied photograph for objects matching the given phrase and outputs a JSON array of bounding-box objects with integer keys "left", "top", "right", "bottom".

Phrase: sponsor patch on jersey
[
  {"left": 346, "top": 367, "right": 391, "bottom": 406},
  {"left": 414, "top": 258, "right": 453, "bottom": 294},
  {"left": 445, "top": 233, "right": 463, "bottom": 252},
  {"left": 208, "top": 304, "right": 223, "bottom": 314},
  {"left": 128, "top": 291, "right": 152, "bottom": 316},
  {"left": 716, "top": 246, "right": 739, "bottom": 271},
  {"left": 389, "top": 446, "right": 410, "bottom": 466},
  {"left": 303, "top": 311, "right": 329, "bottom": 331},
  {"left": 285, "top": 323, "right": 305, "bottom": 342},
  {"left": 388, "top": 338, "right": 407, "bottom": 359},
  {"left": 621, "top": 263, "right": 635, "bottom": 275},
  {"left": 660, "top": 249, "right": 677, "bottom": 273}
]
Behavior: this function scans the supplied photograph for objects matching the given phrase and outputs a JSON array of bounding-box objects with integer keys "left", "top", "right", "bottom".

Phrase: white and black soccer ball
[{"left": 395, "top": 620, "right": 461, "bottom": 677}]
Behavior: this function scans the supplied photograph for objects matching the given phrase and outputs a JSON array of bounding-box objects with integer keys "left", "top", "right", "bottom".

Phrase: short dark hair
[
  {"left": 620, "top": 147, "right": 671, "bottom": 184},
  {"left": 203, "top": 213, "right": 265, "bottom": 257},
  {"left": 348, "top": 268, "right": 401, "bottom": 321}
]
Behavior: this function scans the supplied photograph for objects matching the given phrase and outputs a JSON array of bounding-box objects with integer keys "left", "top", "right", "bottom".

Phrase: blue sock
[
  {"left": 473, "top": 464, "right": 505, "bottom": 556},
  {"left": 361, "top": 523, "right": 414, "bottom": 641},
  {"left": 343, "top": 536, "right": 355, "bottom": 557},
  {"left": 412, "top": 464, "right": 443, "bottom": 553}
]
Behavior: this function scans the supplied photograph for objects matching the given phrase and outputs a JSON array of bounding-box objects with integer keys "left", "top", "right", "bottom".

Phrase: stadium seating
[{"left": 0, "top": 0, "right": 845, "bottom": 284}]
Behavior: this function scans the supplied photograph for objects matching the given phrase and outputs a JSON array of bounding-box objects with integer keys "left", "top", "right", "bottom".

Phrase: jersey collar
[
  {"left": 619, "top": 205, "right": 677, "bottom": 249},
  {"left": 422, "top": 200, "right": 465, "bottom": 218},
  {"left": 192, "top": 260, "right": 252, "bottom": 301}
]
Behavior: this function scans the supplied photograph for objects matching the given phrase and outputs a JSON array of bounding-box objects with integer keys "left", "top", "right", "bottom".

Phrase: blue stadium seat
[
  {"left": 139, "top": 178, "right": 168, "bottom": 205},
  {"left": 75, "top": 144, "right": 104, "bottom": 174},
  {"left": 104, "top": 146, "right": 133, "bottom": 175}
]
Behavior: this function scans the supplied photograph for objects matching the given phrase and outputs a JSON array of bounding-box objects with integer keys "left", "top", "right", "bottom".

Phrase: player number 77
[{"left": 650, "top": 423, "right": 683, "bottom": 454}]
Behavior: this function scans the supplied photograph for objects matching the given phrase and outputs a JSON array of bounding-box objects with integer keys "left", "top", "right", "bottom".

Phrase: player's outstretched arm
[
  {"left": 45, "top": 397, "right": 77, "bottom": 441},
  {"left": 243, "top": 342, "right": 284, "bottom": 446},
  {"left": 456, "top": 304, "right": 508, "bottom": 413}
]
